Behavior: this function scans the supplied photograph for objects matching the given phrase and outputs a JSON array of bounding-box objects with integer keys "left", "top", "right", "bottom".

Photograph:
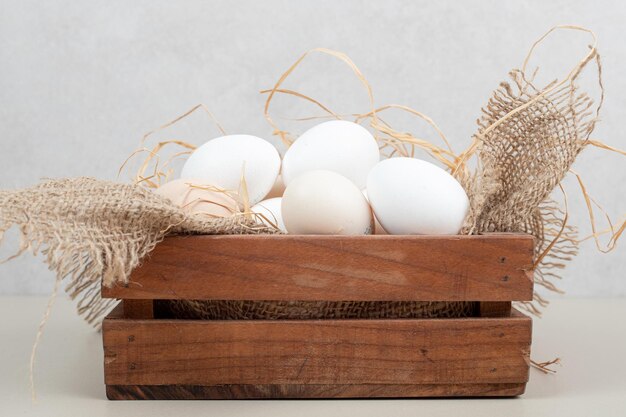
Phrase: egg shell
[
  {"left": 282, "top": 120, "right": 379, "bottom": 190},
  {"left": 281, "top": 170, "right": 373, "bottom": 235},
  {"left": 180, "top": 134, "right": 280, "bottom": 205},
  {"left": 251, "top": 197, "right": 286, "bottom": 232},
  {"left": 366, "top": 157, "right": 469, "bottom": 235},
  {"left": 154, "top": 179, "right": 239, "bottom": 217}
]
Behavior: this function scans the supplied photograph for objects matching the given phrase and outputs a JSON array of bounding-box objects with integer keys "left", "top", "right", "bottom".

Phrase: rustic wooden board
[
  {"left": 106, "top": 382, "right": 526, "bottom": 400},
  {"left": 101, "top": 234, "right": 534, "bottom": 301},
  {"left": 102, "top": 307, "right": 532, "bottom": 387}
]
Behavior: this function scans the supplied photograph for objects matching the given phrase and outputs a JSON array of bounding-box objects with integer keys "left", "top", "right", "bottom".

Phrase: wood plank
[
  {"left": 123, "top": 300, "right": 153, "bottom": 319},
  {"left": 101, "top": 234, "right": 534, "bottom": 301},
  {"left": 102, "top": 311, "right": 531, "bottom": 386},
  {"left": 106, "top": 382, "right": 526, "bottom": 400}
]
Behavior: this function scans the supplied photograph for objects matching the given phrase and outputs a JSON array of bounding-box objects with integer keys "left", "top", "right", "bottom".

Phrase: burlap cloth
[
  {"left": 0, "top": 178, "right": 275, "bottom": 322},
  {"left": 158, "top": 300, "right": 476, "bottom": 320}
]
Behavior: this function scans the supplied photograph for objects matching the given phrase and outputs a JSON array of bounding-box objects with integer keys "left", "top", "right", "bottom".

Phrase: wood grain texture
[
  {"left": 105, "top": 382, "right": 526, "bottom": 400},
  {"left": 101, "top": 234, "right": 534, "bottom": 301},
  {"left": 102, "top": 309, "right": 532, "bottom": 387}
]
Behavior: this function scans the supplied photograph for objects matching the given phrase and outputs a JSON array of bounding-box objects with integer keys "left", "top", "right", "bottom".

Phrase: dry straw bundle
[
  {"left": 153, "top": 26, "right": 623, "bottom": 319},
  {"left": 0, "top": 24, "right": 624, "bottom": 393},
  {"left": 258, "top": 25, "right": 624, "bottom": 316}
]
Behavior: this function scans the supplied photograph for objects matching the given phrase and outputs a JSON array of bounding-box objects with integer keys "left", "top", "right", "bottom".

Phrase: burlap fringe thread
[{"left": 1, "top": 25, "right": 625, "bottom": 398}]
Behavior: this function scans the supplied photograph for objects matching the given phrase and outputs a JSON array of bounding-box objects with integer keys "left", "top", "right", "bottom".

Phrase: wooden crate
[{"left": 101, "top": 233, "right": 534, "bottom": 400}]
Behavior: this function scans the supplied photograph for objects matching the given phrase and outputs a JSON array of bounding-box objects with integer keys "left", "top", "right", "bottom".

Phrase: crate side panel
[
  {"left": 102, "top": 234, "right": 534, "bottom": 301},
  {"left": 103, "top": 315, "right": 531, "bottom": 386}
]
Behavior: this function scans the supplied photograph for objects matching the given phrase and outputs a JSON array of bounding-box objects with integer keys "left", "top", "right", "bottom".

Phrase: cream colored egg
[
  {"left": 154, "top": 179, "right": 239, "bottom": 217},
  {"left": 282, "top": 170, "right": 373, "bottom": 235},
  {"left": 180, "top": 134, "right": 280, "bottom": 205},
  {"left": 251, "top": 197, "right": 286, "bottom": 232},
  {"left": 282, "top": 120, "right": 379, "bottom": 189},
  {"left": 366, "top": 157, "right": 469, "bottom": 235}
]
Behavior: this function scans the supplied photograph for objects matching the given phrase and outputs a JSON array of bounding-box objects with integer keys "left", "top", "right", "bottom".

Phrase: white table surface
[{"left": 1, "top": 296, "right": 625, "bottom": 417}]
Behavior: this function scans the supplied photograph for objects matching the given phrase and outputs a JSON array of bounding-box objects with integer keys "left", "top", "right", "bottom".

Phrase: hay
[
  {"left": 96, "top": 26, "right": 626, "bottom": 322},
  {"left": 1, "top": 24, "right": 625, "bottom": 394},
  {"left": 259, "top": 25, "right": 625, "bottom": 315}
]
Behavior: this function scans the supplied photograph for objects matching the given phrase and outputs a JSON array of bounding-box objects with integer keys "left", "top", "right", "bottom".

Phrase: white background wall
[{"left": 0, "top": 0, "right": 624, "bottom": 297}]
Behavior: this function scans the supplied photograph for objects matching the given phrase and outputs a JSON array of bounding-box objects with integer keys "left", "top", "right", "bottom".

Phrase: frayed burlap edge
[{"left": 0, "top": 177, "right": 277, "bottom": 400}]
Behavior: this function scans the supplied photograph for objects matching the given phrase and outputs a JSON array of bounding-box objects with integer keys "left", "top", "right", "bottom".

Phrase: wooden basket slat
[
  {"left": 103, "top": 305, "right": 531, "bottom": 387},
  {"left": 101, "top": 234, "right": 534, "bottom": 301}
]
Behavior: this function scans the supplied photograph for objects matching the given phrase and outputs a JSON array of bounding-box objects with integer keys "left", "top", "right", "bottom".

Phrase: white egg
[
  {"left": 366, "top": 158, "right": 469, "bottom": 235},
  {"left": 252, "top": 197, "right": 286, "bottom": 232},
  {"left": 282, "top": 120, "right": 379, "bottom": 189},
  {"left": 282, "top": 170, "right": 373, "bottom": 235},
  {"left": 180, "top": 134, "right": 280, "bottom": 205},
  {"left": 154, "top": 179, "right": 239, "bottom": 217}
]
